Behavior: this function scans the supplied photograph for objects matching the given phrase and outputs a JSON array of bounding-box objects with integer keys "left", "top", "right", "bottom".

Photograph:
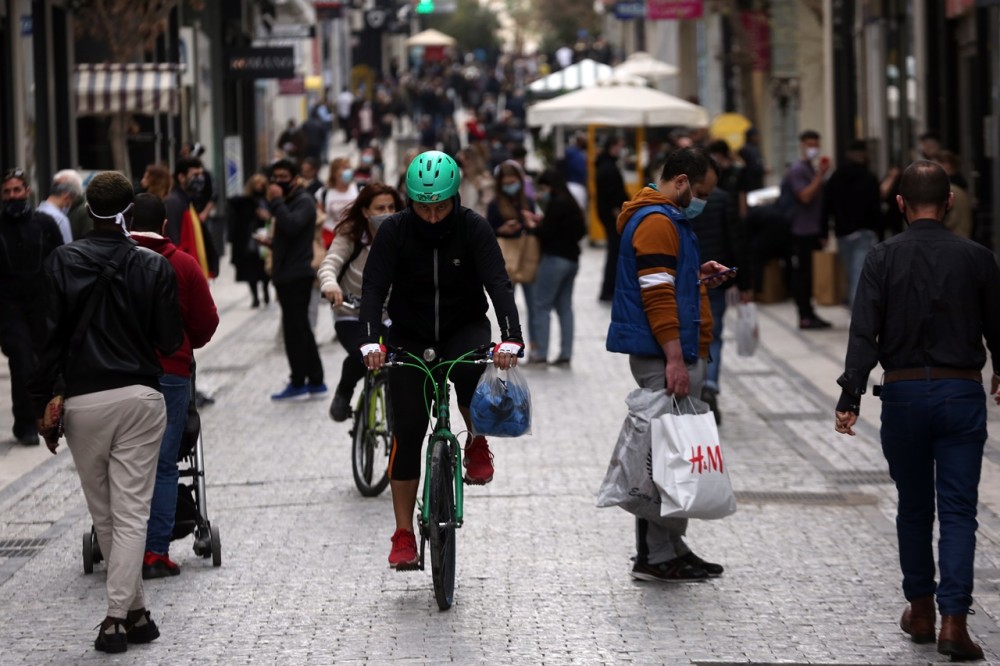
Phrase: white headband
[{"left": 87, "top": 202, "right": 134, "bottom": 237}]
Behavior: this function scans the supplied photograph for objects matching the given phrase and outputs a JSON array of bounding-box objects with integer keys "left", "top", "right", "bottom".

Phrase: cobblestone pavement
[{"left": 2, "top": 239, "right": 1000, "bottom": 665}]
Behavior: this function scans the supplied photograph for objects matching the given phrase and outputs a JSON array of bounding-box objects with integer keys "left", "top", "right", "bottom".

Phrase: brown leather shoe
[
  {"left": 938, "top": 613, "right": 984, "bottom": 661},
  {"left": 900, "top": 595, "right": 936, "bottom": 644}
]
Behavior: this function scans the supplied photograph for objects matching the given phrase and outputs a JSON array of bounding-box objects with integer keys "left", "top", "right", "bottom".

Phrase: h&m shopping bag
[
  {"left": 596, "top": 388, "right": 673, "bottom": 524},
  {"left": 651, "top": 399, "right": 737, "bottom": 520}
]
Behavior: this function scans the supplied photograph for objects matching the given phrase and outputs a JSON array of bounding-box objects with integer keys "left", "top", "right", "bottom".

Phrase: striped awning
[{"left": 75, "top": 63, "right": 184, "bottom": 116}]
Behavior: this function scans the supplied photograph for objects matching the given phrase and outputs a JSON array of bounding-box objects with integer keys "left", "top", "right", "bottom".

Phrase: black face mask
[
  {"left": 277, "top": 181, "right": 293, "bottom": 196},
  {"left": 3, "top": 199, "right": 30, "bottom": 219},
  {"left": 186, "top": 175, "right": 206, "bottom": 194}
]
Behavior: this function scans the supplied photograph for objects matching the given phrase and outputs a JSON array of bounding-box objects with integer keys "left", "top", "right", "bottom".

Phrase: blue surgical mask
[
  {"left": 341, "top": 169, "right": 354, "bottom": 184},
  {"left": 683, "top": 197, "right": 707, "bottom": 218},
  {"left": 502, "top": 182, "right": 521, "bottom": 196},
  {"left": 536, "top": 191, "right": 551, "bottom": 208},
  {"left": 361, "top": 154, "right": 374, "bottom": 165}
]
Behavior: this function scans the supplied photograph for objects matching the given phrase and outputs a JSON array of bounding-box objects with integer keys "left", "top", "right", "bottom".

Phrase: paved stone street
[{"left": 2, "top": 236, "right": 1000, "bottom": 664}]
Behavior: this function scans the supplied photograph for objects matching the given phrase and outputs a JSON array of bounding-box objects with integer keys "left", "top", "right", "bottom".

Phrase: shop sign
[
  {"left": 740, "top": 10, "right": 770, "bottom": 72},
  {"left": 647, "top": 0, "right": 702, "bottom": 20},
  {"left": 613, "top": 2, "right": 646, "bottom": 19},
  {"left": 228, "top": 47, "right": 295, "bottom": 79}
]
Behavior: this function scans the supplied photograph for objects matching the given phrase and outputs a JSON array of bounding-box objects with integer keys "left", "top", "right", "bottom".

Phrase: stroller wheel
[
  {"left": 210, "top": 523, "right": 221, "bottom": 567},
  {"left": 82, "top": 532, "right": 93, "bottom": 574},
  {"left": 91, "top": 526, "right": 103, "bottom": 563}
]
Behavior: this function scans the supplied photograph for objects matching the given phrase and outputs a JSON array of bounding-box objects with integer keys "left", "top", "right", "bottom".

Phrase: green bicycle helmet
[{"left": 405, "top": 150, "right": 460, "bottom": 203}]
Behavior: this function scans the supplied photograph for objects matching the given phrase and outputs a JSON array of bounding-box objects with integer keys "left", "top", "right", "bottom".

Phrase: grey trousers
[
  {"left": 629, "top": 355, "right": 706, "bottom": 564},
  {"left": 64, "top": 385, "right": 166, "bottom": 618}
]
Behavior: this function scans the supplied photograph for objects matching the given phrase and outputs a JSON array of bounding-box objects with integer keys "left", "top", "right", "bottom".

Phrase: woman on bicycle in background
[
  {"left": 359, "top": 151, "right": 523, "bottom": 569},
  {"left": 318, "top": 183, "right": 404, "bottom": 422}
]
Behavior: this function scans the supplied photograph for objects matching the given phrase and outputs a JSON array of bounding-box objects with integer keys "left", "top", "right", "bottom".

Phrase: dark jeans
[
  {"left": 599, "top": 216, "right": 620, "bottom": 301},
  {"left": 387, "top": 318, "right": 490, "bottom": 480},
  {"left": 0, "top": 300, "right": 45, "bottom": 439},
  {"left": 334, "top": 319, "right": 387, "bottom": 400},
  {"left": 705, "top": 287, "right": 727, "bottom": 393},
  {"left": 791, "top": 235, "right": 821, "bottom": 319},
  {"left": 275, "top": 277, "right": 324, "bottom": 386},
  {"left": 880, "top": 378, "right": 986, "bottom": 615},
  {"left": 145, "top": 374, "right": 190, "bottom": 554}
]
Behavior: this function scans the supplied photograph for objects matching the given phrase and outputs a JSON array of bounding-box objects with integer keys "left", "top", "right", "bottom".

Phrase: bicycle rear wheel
[
  {"left": 428, "top": 438, "right": 457, "bottom": 610},
  {"left": 351, "top": 378, "right": 391, "bottom": 497}
]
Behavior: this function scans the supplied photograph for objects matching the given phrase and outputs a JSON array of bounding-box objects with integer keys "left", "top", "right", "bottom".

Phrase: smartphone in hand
[{"left": 698, "top": 266, "right": 737, "bottom": 285}]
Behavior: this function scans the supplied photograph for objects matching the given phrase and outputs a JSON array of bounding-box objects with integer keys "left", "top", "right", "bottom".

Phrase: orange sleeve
[
  {"left": 699, "top": 286, "right": 713, "bottom": 358},
  {"left": 632, "top": 214, "right": 681, "bottom": 348}
]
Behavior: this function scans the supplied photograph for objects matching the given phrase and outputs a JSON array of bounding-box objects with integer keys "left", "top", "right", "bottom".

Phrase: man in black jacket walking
[
  {"left": 0, "top": 167, "right": 63, "bottom": 445},
  {"left": 266, "top": 159, "right": 326, "bottom": 400},
  {"left": 30, "top": 171, "right": 183, "bottom": 653},
  {"left": 596, "top": 136, "right": 628, "bottom": 302}
]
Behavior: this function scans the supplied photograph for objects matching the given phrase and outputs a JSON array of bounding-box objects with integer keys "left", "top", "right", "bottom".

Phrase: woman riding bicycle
[
  {"left": 359, "top": 150, "right": 523, "bottom": 569},
  {"left": 318, "top": 183, "right": 404, "bottom": 422}
]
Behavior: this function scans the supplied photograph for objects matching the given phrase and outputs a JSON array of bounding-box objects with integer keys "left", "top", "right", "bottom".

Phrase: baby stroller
[{"left": 83, "top": 369, "right": 221, "bottom": 573}]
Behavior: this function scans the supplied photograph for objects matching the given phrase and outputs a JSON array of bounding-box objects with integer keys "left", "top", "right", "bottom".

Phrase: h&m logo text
[{"left": 688, "top": 445, "right": 724, "bottom": 474}]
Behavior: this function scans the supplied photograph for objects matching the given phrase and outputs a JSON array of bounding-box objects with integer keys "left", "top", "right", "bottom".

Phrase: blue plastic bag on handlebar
[{"left": 470, "top": 364, "right": 531, "bottom": 437}]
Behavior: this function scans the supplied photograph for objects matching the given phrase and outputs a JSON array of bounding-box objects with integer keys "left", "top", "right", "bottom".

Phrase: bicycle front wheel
[
  {"left": 351, "top": 379, "right": 391, "bottom": 497},
  {"left": 428, "top": 438, "right": 457, "bottom": 610}
]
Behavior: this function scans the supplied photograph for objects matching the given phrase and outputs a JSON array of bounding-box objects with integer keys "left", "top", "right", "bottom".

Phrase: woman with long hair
[
  {"left": 532, "top": 170, "right": 587, "bottom": 365},
  {"left": 317, "top": 183, "right": 404, "bottom": 421},
  {"left": 226, "top": 173, "right": 271, "bottom": 307},
  {"left": 316, "top": 156, "right": 359, "bottom": 249},
  {"left": 487, "top": 160, "right": 541, "bottom": 361}
]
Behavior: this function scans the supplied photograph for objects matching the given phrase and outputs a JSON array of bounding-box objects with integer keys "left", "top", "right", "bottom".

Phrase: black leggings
[
  {"left": 387, "top": 318, "right": 490, "bottom": 481},
  {"left": 334, "top": 320, "right": 387, "bottom": 400}
]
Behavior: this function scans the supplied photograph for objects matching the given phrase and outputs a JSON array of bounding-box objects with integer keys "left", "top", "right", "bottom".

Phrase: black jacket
[
  {"left": 823, "top": 161, "right": 881, "bottom": 238},
  {"left": 693, "top": 189, "right": 751, "bottom": 291},
  {"left": 837, "top": 219, "right": 1000, "bottom": 409},
  {"left": 536, "top": 192, "right": 585, "bottom": 261},
  {"left": 360, "top": 204, "right": 523, "bottom": 345},
  {"left": 595, "top": 152, "right": 628, "bottom": 226},
  {"left": 269, "top": 187, "right": 317, "bottom": 286},
  {"left": 29, "top": 232, "right": 183, "bottom": 416},
  {"left": 0, "top": 208, "right": 64, "bottom": 301}
]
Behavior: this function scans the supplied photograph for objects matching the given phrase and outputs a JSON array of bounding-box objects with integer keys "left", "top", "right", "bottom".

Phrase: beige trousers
[{"left": 64, "top": 385, "right": 165, "bottom": 618}]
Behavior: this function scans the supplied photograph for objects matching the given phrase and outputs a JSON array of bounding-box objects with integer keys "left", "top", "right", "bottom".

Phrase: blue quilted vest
[{"left": 605, "top": 203, "right": 702, "bottom": 363}]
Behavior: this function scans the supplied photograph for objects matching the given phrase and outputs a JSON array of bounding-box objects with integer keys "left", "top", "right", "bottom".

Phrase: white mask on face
[{"left": 805, "top": 147, "right": 820, "bottom": 161}]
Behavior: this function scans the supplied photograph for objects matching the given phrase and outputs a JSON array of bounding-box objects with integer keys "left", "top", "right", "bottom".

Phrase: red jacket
[{"left": 133, "top": 234, "right": 219, "bottom": 377}]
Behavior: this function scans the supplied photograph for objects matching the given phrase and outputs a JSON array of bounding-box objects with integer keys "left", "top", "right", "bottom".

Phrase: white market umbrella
[
  {"left": 405, "top": 29, "right": 457, "bottom": 47},
  {"left": 526, "top": 79, "right": 708, "bottom": 128},
  {"left": 613, "top": 51, "right": 679, "bottom": 81},
  {"left": 528, "top": 58, "right": 613, "bottom": 94}
]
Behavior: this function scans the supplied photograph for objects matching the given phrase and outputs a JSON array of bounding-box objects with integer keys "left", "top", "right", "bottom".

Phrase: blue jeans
[
  {"left": 704, "top": 287, "right": 728, "bottom": 393},
  {"left": 532, "top": 255, "right": 579, "bottom": 361},
  {"left": 145, "top": 374, "right": 191, "bottom": 554},
  {"left": 838, "top": 229, "right": 877, "bottom": 309},
  {"left": 880, "top": 378, "right": 986, "bottom": 615}
]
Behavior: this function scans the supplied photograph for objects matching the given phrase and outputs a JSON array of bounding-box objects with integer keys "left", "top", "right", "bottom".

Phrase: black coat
[
  {"left": 268, "top": 188, "right": 317, "bottom": 286},
  {"left": 595, "top": 152, "right": 628, "bottom": 226},
  {"left": 226, "top": 195, "right": 268, "bottom": 283}
]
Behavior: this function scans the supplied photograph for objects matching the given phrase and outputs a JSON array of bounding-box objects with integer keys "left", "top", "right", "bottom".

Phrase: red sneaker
[
  {"left": 463, "top": 435, "right": 494, "bottom": 485},
  {"left": 388, "top": 529, "right": 418, "bottom": 569},
  {"left": 141, "top": 551, "right": 180, "bottom": 579}
]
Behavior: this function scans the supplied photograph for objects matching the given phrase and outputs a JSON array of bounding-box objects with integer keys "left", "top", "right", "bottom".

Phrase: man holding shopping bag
[{"left": 606, "top": 147, "right": 735, "bottom": 582}]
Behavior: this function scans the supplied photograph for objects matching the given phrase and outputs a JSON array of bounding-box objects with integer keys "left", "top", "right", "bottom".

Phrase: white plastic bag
[
  {"left": 596, "top": 388, "right": 671, "bottom": 524},
  {"left": 470, "top": 364, "right": 531, "bottom": 437},
  {"left": 735, "top": 302, "right": 759, "bottom": 357},
  {"left": 651, "top": 399, "right": 737, "bottom": 520}
]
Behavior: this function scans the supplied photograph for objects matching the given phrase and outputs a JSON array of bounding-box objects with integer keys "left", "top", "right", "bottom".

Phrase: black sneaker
[
  {"left": 125, "top": 609, "right": 160, "bottom": 644},
  {"left": 681, "top": 551, "right": 724, "bottom": 577},
  {"left": 630, "top": 557, "right": 708, "bottom": 583},
  {"left": 94, "top": 617, "right": 128, "bottom": 653},
  {"left": 799, "top": 316, "right": 832, "bottom": 330},
  {"left": 329, "top": 392, "right": 352, "bottom": 422}
]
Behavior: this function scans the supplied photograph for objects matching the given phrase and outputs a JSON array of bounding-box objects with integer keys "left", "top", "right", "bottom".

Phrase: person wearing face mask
[
  {"left": 318, "top": 183, "right": 404, "bottom": 421},
  {"left": 0, "top": 168, "right": 64, "bottom": 446},
  {"left": 317, "top": 157, "right": 360, "bottom": 250},
  {"left": 163, "top": 157, "right": 213, "bottom": 278},
  {"left": 358, "top": 151, "right": 524, "bottom": 570},
  {"left": 607, "top": 147, "right": 735, "bottom": 583},
  {"left": 781, "top": 129, "right": 832, "bottom": 329},
  {"left": 37, "top": 170, "right": 83, "bottom": 244},
  {"left": 226, "top": 173, "right": 272, "bottom": 308},
  {"left": 487, "top": 160, "right": 541, "bottom": 361},
  {"left": 267, "top": 159, "right": 327, "bottom": 401}
]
